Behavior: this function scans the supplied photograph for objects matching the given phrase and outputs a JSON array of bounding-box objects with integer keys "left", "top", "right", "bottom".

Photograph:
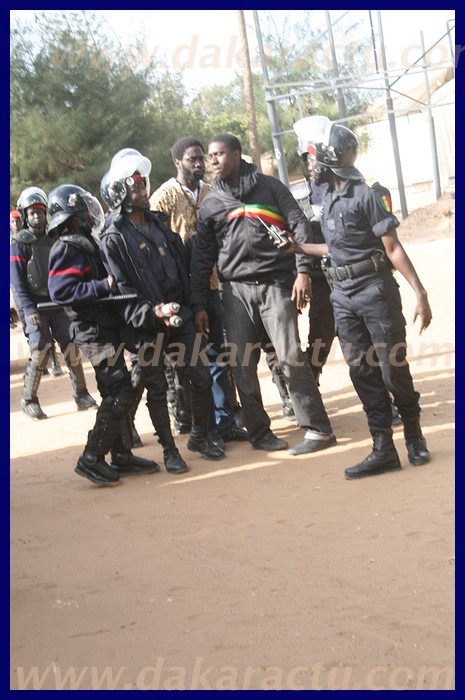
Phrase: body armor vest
[{"left": 13, "top": 230, "right": 53, "bottom": 297}]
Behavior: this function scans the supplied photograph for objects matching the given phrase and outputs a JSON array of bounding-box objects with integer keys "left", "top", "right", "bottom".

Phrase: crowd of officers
[{"left": 10, "top": 117, "right": 432, "bottom": 485}]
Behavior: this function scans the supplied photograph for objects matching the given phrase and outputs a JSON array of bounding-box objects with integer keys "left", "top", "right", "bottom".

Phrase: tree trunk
[{"left": 236, "top": 10, "right": 262, "bottom": 172}]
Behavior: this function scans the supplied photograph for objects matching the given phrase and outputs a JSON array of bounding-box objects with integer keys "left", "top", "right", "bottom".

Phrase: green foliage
[
  {"left": 10, "top": 11, "right": 197, "bottom": 205},
  {"left": 10, "top": 9, "right": 378, "bottom": 206}
]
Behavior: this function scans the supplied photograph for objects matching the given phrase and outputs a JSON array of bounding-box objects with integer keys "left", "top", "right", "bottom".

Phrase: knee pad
[{"left": 113, "top": 385, "right": 138, "bottom": 417}]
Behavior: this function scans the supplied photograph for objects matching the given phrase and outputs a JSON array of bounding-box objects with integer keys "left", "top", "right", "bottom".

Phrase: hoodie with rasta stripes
[{"left": 190, "top": 160, "right": 315, "bottom": 311}]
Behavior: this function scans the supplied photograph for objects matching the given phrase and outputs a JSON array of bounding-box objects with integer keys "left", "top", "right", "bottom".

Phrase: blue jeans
[
  {"left": 221, "top": 279, "right": 333, "bottom": 443},
  {"left": 206, "top": 289, "right": 237, "bottom": 434}
]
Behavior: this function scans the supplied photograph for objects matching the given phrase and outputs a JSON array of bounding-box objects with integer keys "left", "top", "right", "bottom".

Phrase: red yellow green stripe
[{"left": 227, "top": 204, "right": 286, "bottom": 228}]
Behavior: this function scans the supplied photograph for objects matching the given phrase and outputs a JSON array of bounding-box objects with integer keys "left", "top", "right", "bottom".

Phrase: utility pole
[
  {"left": 252, "top": 10, "right": 289, "bottom": 186},
  {"left": 325, "top": 10, "right": 347, "bottom": 119},
  {"left": 377, "top": 10, "right": 408, "bottom": 219},
  {"left": 421, "top": 30, "right": 441, "bottom": 201},
  {"left": 236, "top": 10, "right": 262, "bottom": 172}
]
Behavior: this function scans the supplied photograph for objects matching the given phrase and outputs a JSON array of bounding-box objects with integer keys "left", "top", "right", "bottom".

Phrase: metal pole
[
  {"left": 446, "top": 19, "right": 455, "bottom": 77},
  {"left": 325, "top": 10, "right": 347, "bottom": 119},
  {"left": 376, "top": 10, "right": 408, "bottom": 219},
  {"left": 420, "top": 31, "right": 442, "bottom": 201},
  {"left": 252, "top": 10, "right": 289, "bottom": 186}
]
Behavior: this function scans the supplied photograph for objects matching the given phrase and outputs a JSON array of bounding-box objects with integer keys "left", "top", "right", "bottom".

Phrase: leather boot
[
  {"left": 345, "top": 430, "right": 401, "bottom": 479},
  {"left": 110, "top": 448, "right": 160, "bottom": 477},
  {"left": 21, "top": 359, "right": 47, "bottom": 420},
  {"left": 187, "top": 431, "right": 226, "bottom": 460},
  {"left": 64, "top": 348, "right": 98, "bottom": 410},
  {"left": 404, "top": 418, "right": 430, "bottom": 466},
  {"left": 75, "top": 450, "right": 120, "bottom": 485},
  {"left": 157, "top": 426, "right": 189, "bottom": 474}
]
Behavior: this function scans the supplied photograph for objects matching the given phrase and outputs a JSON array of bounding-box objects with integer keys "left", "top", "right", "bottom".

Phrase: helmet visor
[
  {"left": 82, "top": 193, "right": 104, "bottom": 235},
  {"left": 109, "top": 149, "right": 152, "bottom": 181},
  {"left": 293, "top": 116, "right": 331, "bottom": 156}
]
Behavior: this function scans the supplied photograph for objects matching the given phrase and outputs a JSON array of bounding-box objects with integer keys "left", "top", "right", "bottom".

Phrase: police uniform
[
  {"left": 320, "top": 178, "right": 421, "bottom": 432},
  {"left": 10, "top": 227, "right": 96, "bottom": 418},
  {"left": 48, "top": 227, "right": 158, "bottom": 483},
  {"left": 100, "top": 211, "right": 223, "bottom": 463}
]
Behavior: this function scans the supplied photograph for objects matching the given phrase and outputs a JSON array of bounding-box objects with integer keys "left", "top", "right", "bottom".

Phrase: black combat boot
[
  {"left": 156, "top": 426, "right": 189, "bottom": 474},
  {"left": 403, "top": 418, "right": 430, "bottom": 466},
  {"left": 20, "top": 360, "right": 47, "bottom": 420},
  {"left": 110, "top": 448, "right": 160, "bottom": 477},
  {"left": 75, "top": 450, "right": 120, "bottom": 485},
  {"left": 64, "top": 350, "right": 98, "bottom": 410},
  {"left": 345, "top": 430, "right": 401, "bottom": 480},
  {"left": 75, "top": 412, "right": 122, "bottom": 484},
  {"left": 187, "top": 428, "right": 226, "bottom": 460}
]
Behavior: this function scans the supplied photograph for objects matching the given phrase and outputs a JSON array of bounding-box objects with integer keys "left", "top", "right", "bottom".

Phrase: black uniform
[
  {"left": 48, "top": 232, "right": 140, "bottom": 460},
  {"left": 100, "top": 211, "right": 216, "bottom": 456},
  {"left": 10, "top": 227, "right": 96, "bottom": 418},
  {"left": 320, "top": 178, "right": 420, "bottom": 432}
]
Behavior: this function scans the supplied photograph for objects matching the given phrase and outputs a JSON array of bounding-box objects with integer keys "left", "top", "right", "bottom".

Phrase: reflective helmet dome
[
  {"left": 293, "top": 116, "right": 362, "bottom": 181},
  {"left": 47, "top": 184, "right": 104, "bottom": 236},
  {"left": 101, "top": 148, "right": 152, "bottom": 214}
]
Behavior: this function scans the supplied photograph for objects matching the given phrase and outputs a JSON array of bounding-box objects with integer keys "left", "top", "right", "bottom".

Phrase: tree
[{"left": 9, "top": 11, "right": 197, "bottom": 204}]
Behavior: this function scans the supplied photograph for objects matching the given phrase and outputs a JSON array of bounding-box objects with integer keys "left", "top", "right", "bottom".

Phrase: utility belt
[{"left": 325, "top": 251, "right": 390, "bottom": 282}]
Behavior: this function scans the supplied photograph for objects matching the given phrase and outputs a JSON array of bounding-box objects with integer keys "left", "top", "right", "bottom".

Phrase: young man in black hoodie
[{"left": 190, "top": 134, "right": 336, "bottom": 455}]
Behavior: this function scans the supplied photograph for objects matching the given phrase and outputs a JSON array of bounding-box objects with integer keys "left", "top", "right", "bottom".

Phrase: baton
[{"left": 37, "top": 293, "right": 138, "bottom": 311}]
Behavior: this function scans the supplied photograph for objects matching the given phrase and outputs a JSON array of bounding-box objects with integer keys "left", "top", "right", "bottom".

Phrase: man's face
[
  {"left": 306, "top": 145, "right": 331, "bottom": 187},
  {"left": 10, "top": 216, "right": 22, "bottom": 233},
  {"left": 125, "top": 173, "right": 150, "bottom": 210},
  {"left": 26, "top": 205, "right": 46, "bottom": 233},
  {"left": 177, "top": 146, "right": 205, "bottom": 184},
  {"left": 208, "top": 142, "right": 240, "bottom": 181}
]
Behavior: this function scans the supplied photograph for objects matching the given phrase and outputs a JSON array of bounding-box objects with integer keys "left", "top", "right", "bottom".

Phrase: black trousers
[
  {"left": 331, "top": 275, "right": 420, "bottom": 432},
  {"left": 305, "top": 276, "right": 335, "bottom": 379},
  {"left": 136, "top": 320, "right": 212, "bottom": 437}
]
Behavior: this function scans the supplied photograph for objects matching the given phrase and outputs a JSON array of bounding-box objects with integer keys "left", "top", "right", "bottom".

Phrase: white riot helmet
[{"left": 100, "top": 148, "right": 152, "bottom": 214}]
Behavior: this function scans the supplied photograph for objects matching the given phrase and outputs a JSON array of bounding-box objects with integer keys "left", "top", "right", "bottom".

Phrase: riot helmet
[
  {"left": 101, "top": 148, "right": 152, "bottom": 214},
  {"left": 293, "top": 116, "right": 363, "bottom": 184},
  {"left": 47, "top": 184, "right": 104, "bottom": 237},
  {"left": 17, "top": 186, "right": 48, "bottom": 227}
]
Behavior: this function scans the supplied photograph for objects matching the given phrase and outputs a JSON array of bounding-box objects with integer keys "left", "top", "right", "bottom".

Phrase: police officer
[
  {"left": 280, "top": 116, "right": 432, "bottom": 478},
  {"left": 100, "top": 148, "right": 225, "bottom": 473},
  {"left": 10, "top": 186, "right": 97, "bottom": 419},
  {"left": 47, "top": 184, "right": 159, "bottom": 484}
]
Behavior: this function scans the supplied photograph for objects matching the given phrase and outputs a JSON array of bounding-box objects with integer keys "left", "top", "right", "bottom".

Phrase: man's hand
[
  {"left": 26, "top": 312, "right": 41, "bottom": 327},
  {"left": 194, "top": 310, "right": 210, "bottom": 339},
  {"left": 413, "top": 292, "right": 432, "bottom": 334},
  {"left": 107, "top": 275, "right": 118, "bottom": 293},
  {"left": 153, "top": 303, "right": 172, "bottom": 327},
  {"left": 291, "top": 273, "right": 312, "bottom": 311},
  {"left": 269, "top": 231, "right": 302, "bottom": 255}
]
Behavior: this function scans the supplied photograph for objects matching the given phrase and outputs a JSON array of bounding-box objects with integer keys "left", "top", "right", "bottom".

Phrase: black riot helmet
[
  {"left": 16, "top": 186, "right": 48, "bottom": 227},
  {"left": 293, "top": 115, "right": 364, "bottom": 184},
  {"left": 47, "top": 184, "right": 104, "bottom": 237},
  {"left": 100, "top": 148, "right": 152, "bottom": 214}
]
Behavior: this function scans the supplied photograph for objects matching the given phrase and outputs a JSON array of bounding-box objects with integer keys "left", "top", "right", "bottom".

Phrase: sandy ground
[{"left": 10, "top": 194, "right": 455, "bottom": 691}]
